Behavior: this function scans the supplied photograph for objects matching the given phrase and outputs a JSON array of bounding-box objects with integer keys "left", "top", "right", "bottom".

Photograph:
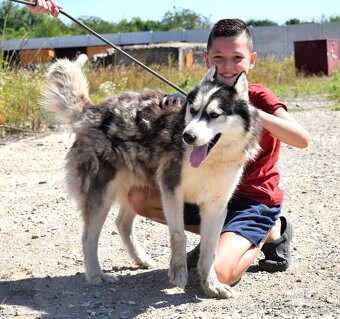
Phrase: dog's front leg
[
  {"left": 160, "top": 186, "right": 187, "bottom": 289},
  {"left": 199, "top": 203, "right": 234, "bottom": 298}
]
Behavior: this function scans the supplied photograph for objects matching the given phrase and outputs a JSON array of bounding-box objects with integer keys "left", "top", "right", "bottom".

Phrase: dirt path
[{"left": 0, "top": 109, "right": 339, "bottom": 319}]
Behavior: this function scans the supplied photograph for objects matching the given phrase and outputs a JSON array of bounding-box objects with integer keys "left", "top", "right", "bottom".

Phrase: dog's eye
[
  {"left": 189, "top": 107, "right": 198, "bottom": 115},
  {"left": 209, "top": 112, "right": 221, "bottom": 119}
]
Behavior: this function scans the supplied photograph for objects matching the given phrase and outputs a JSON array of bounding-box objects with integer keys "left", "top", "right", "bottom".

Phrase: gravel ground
[{"left": 0, "top": 109, "right": 339, "bottom": 319}]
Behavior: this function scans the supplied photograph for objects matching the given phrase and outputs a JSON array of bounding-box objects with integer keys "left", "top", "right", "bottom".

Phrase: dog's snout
[{"left": 183, "top": 132, "right": 196, "bottom": 145}]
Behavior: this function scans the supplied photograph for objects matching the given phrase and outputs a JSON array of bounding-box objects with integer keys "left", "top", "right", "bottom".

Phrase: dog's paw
[
  {"left": 168, "top": 262, "right": 188, "bottom": 289},
  {"left": 88, "top": 273, "right": 118, "bottom": 285},
  {"left": 202, "top": 280, "right": 234, "bottom": 299},
  {"left": 135, "top": 254, "right": 156, "bottom": 269}
]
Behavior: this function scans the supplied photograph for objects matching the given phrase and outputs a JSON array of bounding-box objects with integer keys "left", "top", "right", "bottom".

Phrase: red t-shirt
[{"left": 234, "top": 83, "right": 287, "bottom": 206}]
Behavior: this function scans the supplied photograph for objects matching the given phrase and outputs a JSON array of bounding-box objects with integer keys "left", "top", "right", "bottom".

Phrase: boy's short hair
[{"left": 207, "top": 19, "right": 253, "bottom": 52}]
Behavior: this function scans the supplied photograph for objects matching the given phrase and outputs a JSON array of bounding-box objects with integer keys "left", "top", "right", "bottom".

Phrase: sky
[{"left": 51, "top": 0, "right": 340, "bottom": 26}]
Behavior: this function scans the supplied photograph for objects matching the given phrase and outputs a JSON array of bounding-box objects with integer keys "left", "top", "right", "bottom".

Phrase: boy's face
[{"left": 204, "top": 32, "right": 257, "bottom": 86}]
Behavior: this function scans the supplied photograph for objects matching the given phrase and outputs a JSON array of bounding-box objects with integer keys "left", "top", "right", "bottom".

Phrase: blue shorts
[{"left": 183, "top": 197, "right": 282, "bottom": 246}]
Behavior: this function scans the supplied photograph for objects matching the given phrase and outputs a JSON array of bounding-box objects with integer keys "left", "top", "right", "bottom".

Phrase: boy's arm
[{"left": 258, "top": 107, "right": 309, "bottom": 149}]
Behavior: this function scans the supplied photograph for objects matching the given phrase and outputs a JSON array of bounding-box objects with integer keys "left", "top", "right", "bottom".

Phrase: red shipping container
[{"left": 294, "top": 39, "right": 339, "bottom": 76}]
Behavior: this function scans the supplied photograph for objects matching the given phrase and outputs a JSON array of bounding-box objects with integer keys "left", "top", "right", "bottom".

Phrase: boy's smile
[{"left": 204, "top": 32, "right": 257, "bottom": 86}]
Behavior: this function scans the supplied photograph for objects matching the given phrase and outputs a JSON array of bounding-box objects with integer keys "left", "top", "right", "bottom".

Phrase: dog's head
[{"left": 183, "top": 65, "right": 252, "bottom": 168}]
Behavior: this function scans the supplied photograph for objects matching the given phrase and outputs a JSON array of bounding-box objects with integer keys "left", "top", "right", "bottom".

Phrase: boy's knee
[
  {"left": 214, "top": 259, "right": 239, "bottom": 286},
  {"left": 127, "top": 187, "right": 165, "bottom": 223},
  {"left": 127, "top": 188, "right": 148, "bottom": 213}
]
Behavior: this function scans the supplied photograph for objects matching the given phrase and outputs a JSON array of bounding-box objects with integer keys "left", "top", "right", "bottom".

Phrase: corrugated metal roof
[
  {"left": 2, "top": 23, "right": 340, "bottom": 58},
  {"left": 1, "top": 29, "right": 210, "bottom": 51}
]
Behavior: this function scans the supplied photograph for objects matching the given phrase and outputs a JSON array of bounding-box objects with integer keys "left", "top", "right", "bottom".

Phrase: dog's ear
[
  {"left": 203, "top": 64, "right": 218, "bottom": 83},
  {"left": 233, "top": 72, "right": 249, "bottom": 101}
]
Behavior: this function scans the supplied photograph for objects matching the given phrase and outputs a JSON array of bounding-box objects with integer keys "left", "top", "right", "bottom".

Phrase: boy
[
  {"left": 127, "top": 19, "right": 309, "bottom": 286},
  {"left": 28, "top": 2, "right": 309, "bottom": 286}
]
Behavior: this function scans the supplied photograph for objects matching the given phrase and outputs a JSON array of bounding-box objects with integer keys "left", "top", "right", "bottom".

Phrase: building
[{"left": 2, "top": 23, "right": 340, "bottom": 69}]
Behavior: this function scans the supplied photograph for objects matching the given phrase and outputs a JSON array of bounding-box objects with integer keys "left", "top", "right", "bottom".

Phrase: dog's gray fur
[{"left": 41, "top": 59, "right": 262, "bottom": 298}]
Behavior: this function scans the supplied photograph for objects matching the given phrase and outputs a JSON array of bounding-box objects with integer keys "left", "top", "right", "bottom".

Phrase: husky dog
[{"left": 41, "top": 59, "right": 261, "bottom": 298}]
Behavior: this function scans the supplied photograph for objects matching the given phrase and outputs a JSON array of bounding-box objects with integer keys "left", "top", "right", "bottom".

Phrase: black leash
[{"left": 10, "top": 0, "right": 188, "bottom": 96}]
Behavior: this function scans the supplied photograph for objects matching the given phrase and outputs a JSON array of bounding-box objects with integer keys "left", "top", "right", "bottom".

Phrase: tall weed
[
  {"left": 0, "top": 58, "right": 49, "bottom": 134},
  {"left": 86, "top": 63, "right": 205, "bottom": 103}
]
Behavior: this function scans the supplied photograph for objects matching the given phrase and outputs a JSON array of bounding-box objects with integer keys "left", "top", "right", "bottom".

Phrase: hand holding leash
[
  {"left": 34, "top": 0, "right": 61, "bottom": 17},
  {"left": 24, "top": 0, "right": 62, "bottom": 17}
]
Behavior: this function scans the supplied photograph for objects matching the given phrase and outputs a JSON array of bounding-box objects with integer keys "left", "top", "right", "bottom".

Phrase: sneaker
[
  {"left": 187, "top": 243, "right": 200, "bottom": 270},
  {"left": 259, "top": 215, "right": 293, "bottom": 272}
]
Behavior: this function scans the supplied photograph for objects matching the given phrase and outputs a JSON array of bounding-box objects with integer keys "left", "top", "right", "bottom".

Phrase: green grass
[
  {"left": 249, "top": 57, "right": 340, "bottom": 100},
  {"left": 1, "top": 55, "right": 339, "bottom": 136},
  {"left": 0, "top": 60, "right": 49, "bottom": 134},
  {"left": 86, "top": 63, "right": 205, "bottom": 103}
]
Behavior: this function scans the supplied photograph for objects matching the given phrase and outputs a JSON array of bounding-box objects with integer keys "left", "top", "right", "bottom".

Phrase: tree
[
  {"left": 116, "top": 17, "right": 163, "bottom": 32},
  {"left": 2, "top": 0, "right": 339, "bottom": 41},
  {"left": 1, "top": 2, "right": 212, "bottom": 39},
  {"left": 246, "top": 19, "right": 278, "bottom": 27},
  {"left": 329, "top": 15, "right": 340, "bottom": 23},
  {"left": 1, "top": 0, "right": 70, "bottom": 39},
  {"left": 29, "top": 15, "right": 71, "bottom": 38},
  {"left": 161, "top": 6, "right": 211, "bottom": 30},
  {"left": 68, "top": 16, "right": 117, "bottom": 35},
  {"left": 1, "top": 1, "right": 32, "bottom": 39},
  {"left": 285, "top": 18, "right": 301, "bottom": 25}
]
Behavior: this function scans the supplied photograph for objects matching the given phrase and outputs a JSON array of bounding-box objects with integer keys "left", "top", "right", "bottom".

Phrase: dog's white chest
[{"left": 181, "top": 157, "right": 243, "bottom": 205}]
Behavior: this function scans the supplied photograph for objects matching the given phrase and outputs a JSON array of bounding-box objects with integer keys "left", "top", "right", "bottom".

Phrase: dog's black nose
[{"left": 183, "top": 132, "right": 196, "bottom": 144}]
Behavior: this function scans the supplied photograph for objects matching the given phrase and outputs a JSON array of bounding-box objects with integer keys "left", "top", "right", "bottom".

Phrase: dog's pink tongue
[{"left": 190, "top": 144, "right": 208, "bottom": 168}]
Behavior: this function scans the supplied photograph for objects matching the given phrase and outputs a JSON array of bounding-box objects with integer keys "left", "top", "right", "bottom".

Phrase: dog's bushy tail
[{"left": 41, "top": 59, "right": 90, "bottom": 124}]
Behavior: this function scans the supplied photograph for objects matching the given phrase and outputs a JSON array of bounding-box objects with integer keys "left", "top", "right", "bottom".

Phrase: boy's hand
[
  {"left": 27, "top": 0, "right": 61, "bottom": 17},
  {"left": 161, "top": 94, "right": 186, "bottom": 108}
]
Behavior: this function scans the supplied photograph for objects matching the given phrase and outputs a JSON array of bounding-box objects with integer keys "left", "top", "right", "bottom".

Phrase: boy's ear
[
  {"left": 204, "top": 51, "right": 210, "bottom": 68},
  {"left": 233, "top": 72, "right": 249, "bottom": 101},
  {"left": 203, "top": 64, "right": 218, "bottom": 83},
  {"left": 249, "top": 52, "right": 257, "bottom": 70}
]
